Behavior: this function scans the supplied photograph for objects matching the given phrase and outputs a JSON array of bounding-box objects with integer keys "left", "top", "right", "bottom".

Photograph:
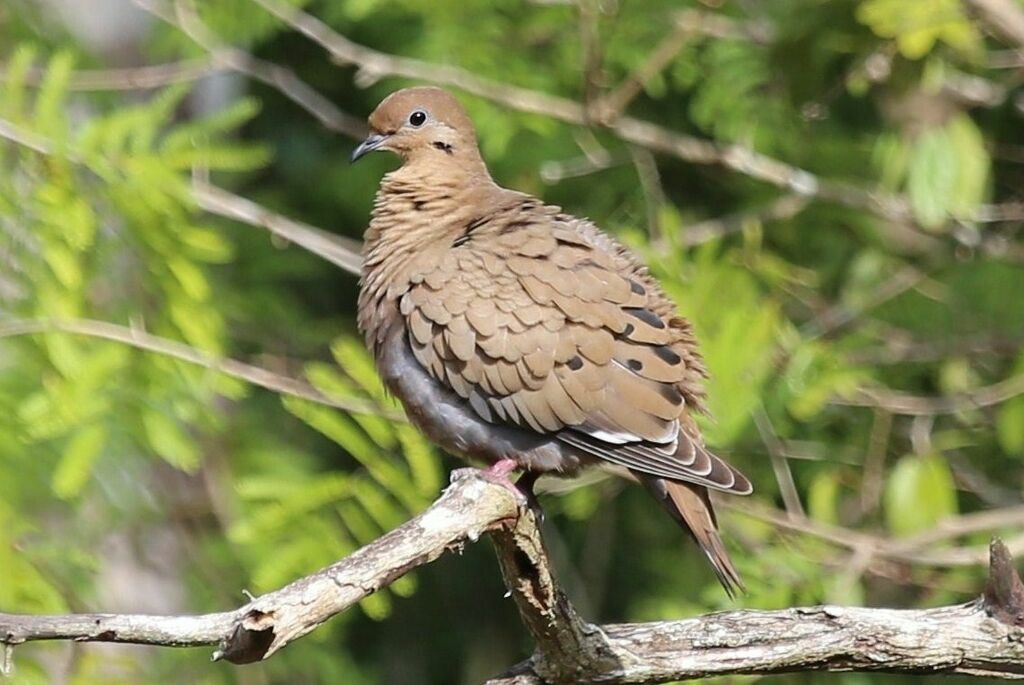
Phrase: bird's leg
[
  {"left": 486, "top": 457, "right": 519, "bottom": 479},
  {"left": 450, "top": 458, "right": 528, "bottom": 506}
]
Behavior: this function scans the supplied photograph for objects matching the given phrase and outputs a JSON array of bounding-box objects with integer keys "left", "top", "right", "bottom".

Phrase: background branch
[{"left": 0, "top": 318, "right": 397, "bottom": 419}]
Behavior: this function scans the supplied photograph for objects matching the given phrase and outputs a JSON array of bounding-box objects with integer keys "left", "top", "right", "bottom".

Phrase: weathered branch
[
  {"left": 3, "top": 473, "right": 1024, "bottom": 683},
  {"left": 0, "top": 473, "right": 521, "bottom": 666}
]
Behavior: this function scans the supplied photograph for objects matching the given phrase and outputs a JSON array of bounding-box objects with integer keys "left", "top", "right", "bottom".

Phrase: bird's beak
[{"left": 351, "top": 133, "right": 388, "bottom": 163}]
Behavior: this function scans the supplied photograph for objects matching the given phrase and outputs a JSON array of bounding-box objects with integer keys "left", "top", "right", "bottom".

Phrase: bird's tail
[{"left": 639, "top": 475, "right": 745, "bottom": 598}]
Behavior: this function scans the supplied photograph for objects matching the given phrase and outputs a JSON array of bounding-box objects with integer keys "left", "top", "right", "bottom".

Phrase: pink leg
[
  {"left": 485, "top": 458, "right": 518, "bottom": 479},
  {"left": 450, "top": 458, "right": 527, "bottom": 504}
]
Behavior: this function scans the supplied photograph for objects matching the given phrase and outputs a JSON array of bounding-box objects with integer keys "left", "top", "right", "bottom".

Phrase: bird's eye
[{"left": 408, "top": 110, "right": 427, "bottom": 127}]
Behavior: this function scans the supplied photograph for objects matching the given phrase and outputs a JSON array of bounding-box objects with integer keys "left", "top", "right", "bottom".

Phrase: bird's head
[{"left": 351, "top": 87, "right": 482, "bottom": 167}]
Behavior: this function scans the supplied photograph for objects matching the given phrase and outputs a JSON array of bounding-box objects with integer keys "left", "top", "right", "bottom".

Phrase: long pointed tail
[{"left": 639, "top": 475, "right": 745, "bottom": 598}]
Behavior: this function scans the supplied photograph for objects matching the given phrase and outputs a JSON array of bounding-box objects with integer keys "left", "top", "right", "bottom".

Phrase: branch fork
[{"left": 3, "top": 473, "right": 1024, "bottom": 684}]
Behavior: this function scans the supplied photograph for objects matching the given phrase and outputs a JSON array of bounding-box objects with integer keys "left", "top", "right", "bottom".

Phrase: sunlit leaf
[
  {"left": 52, "top": 424, "right": 107, "bottom": 499},
  {"left": 143, "top": 410, "right": 200, "bottom": 472},
  {"left": 884, "top": 453, "right": 958, "bottom": 536}
]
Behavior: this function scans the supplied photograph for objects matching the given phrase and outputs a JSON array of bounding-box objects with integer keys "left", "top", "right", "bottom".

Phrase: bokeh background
[{"left": 2, "top": 0, "right": 1024, "bottom": 683}]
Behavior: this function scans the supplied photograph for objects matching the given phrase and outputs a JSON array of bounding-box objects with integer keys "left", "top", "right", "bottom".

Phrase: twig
[
  {"left": 726, "top": 499, "right": 1024, "bottom": 567},
  {"left": 965, "top": 0, "right": 1024, "bottom": 50},
  {"left": 243, "top": 0, "right": 934, "bottom": 227},
  {"left": 627, "top": 146, "right": 666, "bottom": 240},
  {"left": 192, "top": 182, "right": 363, "bottom": 276},
  {"left": 671, "top": 194, "right": 809, "bottom": 248},
  {"left": 132, "top": 0, "right": 365, "bottom": 139},
  {"left": 844, "top": 332, "right": 1022, "bottom": 366},
  {"left": 0, "top": 115, "right": 364, "bottom": 278},
  {"left": 890, "top": 505, "right": 1024, "bottom": 551},
  {"left": 590, "top": 16, "right": 695, "bottom": 124},
  {"left": 0, "top": 318, "right": 399, "bottom": 419},
  {"left": 753, "top": 406, "right": 806, "bottom": 519},
  {"left": 577, "top": 0, "right": 603, "bottom": 113},
  {"left": 539, "top": 150, "right": 623, "bottom": 183},
  {"left": 244, "top": 0, "right": 1024, "bottom": 243},
  {"left": 3, "top": 474, "right": 1024, "bottom": 683},
  {"left": 591, "top": 9, "right": 771, "bottom": 124},
  {"left": 989, "top": 50, "right": 1024, "bottom": 68},
  {"left": 0, "top": 58, "right": 219, "bottom": 91},
  {"left": 0, "top": 116, "right": 59, "bottom": 156},
  {"left": 859, "top": 409, "right": 892, "bottom": 517},
  {"left": 836, "top": 372, "right": 1024, "bottom": 416},
  {"left": 803, "top": 264, "right": 928, "bottom": 340}
]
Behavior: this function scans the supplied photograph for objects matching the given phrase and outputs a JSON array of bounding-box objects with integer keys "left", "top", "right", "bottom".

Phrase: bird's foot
[{"left": 450, "top": 459, "right": 533, "bottom": 511}]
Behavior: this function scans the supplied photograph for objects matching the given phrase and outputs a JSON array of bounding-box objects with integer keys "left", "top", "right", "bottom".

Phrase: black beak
[{"left": 351, "top": 133, "right": 387, "bottom": 163}]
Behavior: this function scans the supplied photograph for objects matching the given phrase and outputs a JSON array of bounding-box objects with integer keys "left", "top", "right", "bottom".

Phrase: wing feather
[{"left": 400, "top": 209, "right": 751, "bottom": 494}]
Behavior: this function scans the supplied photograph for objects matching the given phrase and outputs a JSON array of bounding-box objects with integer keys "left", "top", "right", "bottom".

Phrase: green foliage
[
  {"left": 2, "top": 1, "right": 1022, "bottom": 683},
  {"left": 857, "top": 0, "right": 983, "bottom": 59}
]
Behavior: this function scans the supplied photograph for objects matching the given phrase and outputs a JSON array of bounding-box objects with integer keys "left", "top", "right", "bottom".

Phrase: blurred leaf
[
  {"left": 857, "top": 0, "right": 983, "bottom": 59},
  {"left": 997, "top": 397, "right": 1024, "bottom": 458},
  {"left": 143, "top": 410, "right": 200, "bottom": 472},
  {"left": 884, "top": 453, "right": 958, "bottom": 536},
  {"left": 907, "top": 127, "right": 957, "bottom": 229},
  {"left": 52, "top": 424, "right": 107, "bottom": 499},
  {"left": 808, "top": 469, "right": 842, "bottom": 526}
]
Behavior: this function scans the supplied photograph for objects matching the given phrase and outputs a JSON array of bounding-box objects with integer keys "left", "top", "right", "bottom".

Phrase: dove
[{"left": 352, "top": 87, "right": 753, "bottom": 595}]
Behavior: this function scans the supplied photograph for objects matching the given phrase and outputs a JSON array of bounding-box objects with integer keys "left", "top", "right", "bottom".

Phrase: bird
[{"left": 351, "top": 86, "right": 753, "bottom": 596}]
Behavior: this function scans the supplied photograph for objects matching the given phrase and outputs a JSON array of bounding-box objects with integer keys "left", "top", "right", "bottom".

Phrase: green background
[{"left": 1, "top": 0, "right": 1023, "bottom": 682}]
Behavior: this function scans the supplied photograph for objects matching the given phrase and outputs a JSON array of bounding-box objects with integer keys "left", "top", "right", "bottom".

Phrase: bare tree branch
[
  {"left": 244, "top": 0, "right": 1024, "bottom": 238},
  {"left": 132, "top": 0, "right": 365, "bottom": 139},
  {"left": 192, "top": 182, "right": 364, "bottom": 275},
  {"left": 836, "top": 372, "right": 1024, "bottom": 416},
  {"left": 0, "top": 116, "right": 60, "bottom": 157},
  {"left": 965, "top": 0, "right": 1024, "bottom": 50},
  {"left": 752, "top": 405, "right": 806, "bottom": 519},
  {"left": 244, "top": 0, "right": 912, "bottom": 220},
  {"left": 0, "top": 474, "right": 520, "bottom": 666},
  {"left": 0, "top": 58, "right": 220, "bottom": 91},
  {"left": 3, "top": 474, "right": 1023, "bottom": 683},
  {"left": 670, "top": 194, "right": 809, "bottom": 248},
  {"left": 728, "top": 498, "right": 1024, "bottom": 567}
]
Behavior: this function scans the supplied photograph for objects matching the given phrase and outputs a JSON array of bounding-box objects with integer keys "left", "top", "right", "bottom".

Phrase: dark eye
[{"left": 408, "top": 110, "right": 427, "bottom": 127}]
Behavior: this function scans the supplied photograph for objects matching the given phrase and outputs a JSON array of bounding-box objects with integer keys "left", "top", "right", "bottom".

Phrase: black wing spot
[
  {"left": 567, "top": 355, "right": 584, "bottom": 371},
  {"left": 629, "top": 279, "right": 646, "bottom": 296},
  {"left": 658, "top": 383, "right": 684, "bottom": 406},
  {"left": 454, "top": 216, "right": 489, "bottom": 247},
  {"left": 627, "top": 358, "right": 644, "bottom": 372},
  {"left": 499, "top": 219, "right": 533, "bottom": 235},
  {"left": 622, "top": 323, "right": 635, "bottom": 337},
  {"left": 624, "top": 307, "right": 666, "bottom": 329},
  {"left": 654, "top": 345, "right": 682, "bottom": 365}
]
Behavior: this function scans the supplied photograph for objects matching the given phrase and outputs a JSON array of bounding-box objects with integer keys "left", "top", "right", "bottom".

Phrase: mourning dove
[{"left": 352, "top": 87, "right": 753, "bottom": 595}]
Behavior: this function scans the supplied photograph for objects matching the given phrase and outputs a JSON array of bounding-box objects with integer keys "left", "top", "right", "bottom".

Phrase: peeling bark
[{"left": 2, "top": 474, "right": 1023, "bottom": 684}]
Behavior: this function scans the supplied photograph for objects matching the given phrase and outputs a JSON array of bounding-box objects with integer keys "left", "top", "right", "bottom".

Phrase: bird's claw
[{"left": 449, "top": 462, "right": 541, "bottom": 515}]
